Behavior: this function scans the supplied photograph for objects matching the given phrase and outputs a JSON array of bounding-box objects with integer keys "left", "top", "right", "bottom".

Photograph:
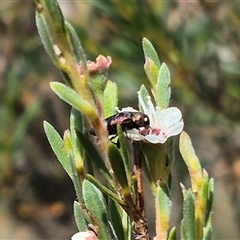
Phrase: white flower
[
  {"left": 71, "top": 231, "right": 98, "bottom": 240},
  {"left": 144, "top": 106, "right": 184, "bottom": 144},
  {"left": 125, "top": 92, "right": 184, "bottom": 144}
]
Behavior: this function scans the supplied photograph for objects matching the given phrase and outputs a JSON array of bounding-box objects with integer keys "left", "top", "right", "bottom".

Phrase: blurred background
[{"left": 1, "top": 0, "right": 240, "bottom": 239}]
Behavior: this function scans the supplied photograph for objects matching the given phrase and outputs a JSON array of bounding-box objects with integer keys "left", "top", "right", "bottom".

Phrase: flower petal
[
  {"left": 167, "top": 121, "right": 184, "bottom": 137},
  {"left": 145, "top": 134, "right": 167, "bottom": 144},
  {"left": 125, "top": 129, "right": 146, "bottom": 141},
  {"left": 71, "top": 231, "right": 98, "bottom": 240}
]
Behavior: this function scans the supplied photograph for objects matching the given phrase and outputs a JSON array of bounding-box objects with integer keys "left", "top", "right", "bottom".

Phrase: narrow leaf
[
  {"left": 65, "top": 21, "right": 87, "bottom": 64},
  {"left": 43, "top": 121, "right": 72, "bottom": 178},
  {"left": 70, "top": 108, "right": 84, "bottom": 177},
  {"left": 50, "top": 82, "right": 97, "bottom": 119},
  {"left": 104, "top": 80, "right": 118, "bottom": 118},
  {"left": 155, "top": 181, "right": 172, "bottom": 240},
  {"left": 86, "top": 174, "right": 123, "bottom": 204},
  {"left": 179, "top": 131, "right": 202, "bottom": 192},
  {"left": 180, "top": 186, "right": 196, "bottom": 240},
  {"left": 142, "top": 142, "right": 170, "bottom": 184},
  {"left": 74, "top": 201, "right": 88, "bottom": 232},
  {"left": 203, "top": 225, "right": 212, "bottom": 240},
  {"left": 108, "top": 143, "right": 130, "bottom": 196},
  {"left": 83, "top": 180, "right": 112, "bottom": 239},
  {"left": 108, "top": 199, "right": 125, "bottom": 240},
  {"left": 117, "top": 125, "right": 131, "bottom": 184},
  {"left": 205, "top": 178, "right": 214, "bottom": 225},
  {"left": 40, "top": 0, "right": 66, "bottom": 36},
  {"left": 195, "top": 170, "right": 209, "bottom": 240},
  {"left": 142, "top": 38, "right": 161, "bottom": 69},
  {"left": 36, "top": 12, "right": 58, "bottom": 65},
  {"left": 157, "top": 63, "right": 171, "bottom": 109},
  {"left": 144, "top": 57, "right": 159, "bottom": 88},
  {"left": 168, "top": 226, "right": 176, "bottom": 240},
  {"left": 75, "top": 129, "right": 113, "bottom": 184}
]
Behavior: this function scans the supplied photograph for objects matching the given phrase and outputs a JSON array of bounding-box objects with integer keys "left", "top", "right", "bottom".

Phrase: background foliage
[{"left": 1, "top": 1, "right": 240, "bottom": 239}]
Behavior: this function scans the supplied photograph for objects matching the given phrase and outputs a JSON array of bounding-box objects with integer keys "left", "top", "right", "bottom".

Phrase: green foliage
[
  {"left": 36, "top": 0, "right": 214, "bottom": 239},
  {"left": 181, "top": 187, "right": 196, "bottom": 240},
  {"left": 50, "top": 82, "right": 97, "bottom": 119},
  {"left": 43, "top": 121, "right": 72, "bottom": 178},
  {"left": 82, "top": 180, "right": 112, "bottom": 239},
  {"left": 179, "top": 132, "right": 214, "bottom": 240},
  {"left": 103, "top": 80, "right": 118, "bottom": 118},
  {"left": 73, "top": 201, "right": 88, "bottom": 232},
  {"left": 155, "top": 181, "right": 172, "bottom": 240},
  {"left": 157, "top": 63, "right": 171, "bottom": 109}
]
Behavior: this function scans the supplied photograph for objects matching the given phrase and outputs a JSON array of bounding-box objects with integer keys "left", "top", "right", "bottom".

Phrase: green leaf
[
  {"left": 203, "top": 204, "right": 213, "bottom": 240},
  {"left": 155, "top": 181, "right": 172, "bottom": 240},
  {"left": 117, "top": 124, "right": 131, "bottom": 184},
  {"left": 203, "top": 225, "right": 212, "bottom": 240},
  {"left": 88, "top": 74, "right": 108, "bottom": 98},
  {"left": 179, "top": 131, "right": 202, "bottom": 192},
  {"left": 104, "top": 80, "right": 118, "bottom": 118},
  {"left": 86, "top": 174, "right": 122, "bottom": 204},
  {"left": 35, "top": 0, "right": 68, "bottom": 67},
  {"left": 168, "top": 226, "right": 176, "bottom": 240},
  {"left": 180, "top": 186, "right": 196, "bottom": 240},
  {"left": 108, "top": 199, "right": 125, "bottom": 240},
  {"left": 39, "top": 0, "right": 66, "bottom": 36},
  {"left": 141, "top": 156, "right": 156, "bottom": 195},
  {"left": 43, "top": 121, "right": 72, "bottom": 178},
  {"left": 142, "top": 142, "right": 170, "bottom": 185},
  {"left": 83, "top": 180, "right": 112, "bottom": 239},
  {"left": 142, "top": 38, "right": 161, "bottom": 69},
  {"left": 195, "top": 169, "right": 209, "bottom": 240},
  {"left": 144, "top": 57, "right": 159, "bottom": 88},
  {"left": 35, "top": 12, "right": 58, "bottom": 65},
  {"left": 205, "top": 178, "right": 214, "bottom": 226},
  {"left": 108, "top": 142, "right": 130, "bottom": 196},
  {"left": 75, "top": 129, "right": 113, "bottom": 184},
  {"left": 73, "top": 201, "right": 88, "bottom": 232},
  {"left": 70, "top": 108, "right": 84, "bottom": 176},
  {"left": 50, "top": 82, "right": 97, "bottom": 119},
  {"left": 65, "top": 21, "right": 87, "bottom": 64},
  {"left": 157, "top": 63, "right": 171, "bottom": 109}
]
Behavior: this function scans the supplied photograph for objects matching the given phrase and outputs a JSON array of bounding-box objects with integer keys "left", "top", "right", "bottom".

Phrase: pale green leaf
[
  {"left": 43, "top": 121, "right": 72, "bottom": 178},
  {"left": 108, "top": 200, "right": 125, "bottom": 240},
  {"left": 36, "top": 12, "right": 58, "bottom": 65},
  {"left": 179, "top": 131, "right": 202, "bottom": 192},
  {"left": 65, "top": 21, "right": 87, "bottom": 64},
  {"left": 155, "top": 181, "right": 172, "bottom": 240},
  {"left": 50, "top": 82, "right": 97, "bottom": 119},
  {"left": 75, "top": 129, "right": 113, "bottom": 184},
  {"left": 142, "top": 38, "right": 161, "bottom": 69},
  {"left": 108, "top": 142, "right": 130, "bottom": 196},
  {"left": 73, "top": 201, "right": 88, "bottom": 232},
  {"left": 83, "top": 180, "right": 112, "bottom": 239},
  {"left": 104, "top": 80, "right": 118, "bottom": 118},
  {"left": 180, "top": 186, "right": 196, "bottom": 240},
  {"left": 157, "top": 63, "right": 171, "bottom": 109}
]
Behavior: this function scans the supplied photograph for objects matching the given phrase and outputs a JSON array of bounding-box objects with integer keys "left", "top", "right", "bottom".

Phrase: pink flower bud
[{"left": 77, "top": 55, "right": 112, "bottom": 75}]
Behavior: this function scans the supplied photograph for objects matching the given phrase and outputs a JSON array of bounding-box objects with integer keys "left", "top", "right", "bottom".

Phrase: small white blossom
[
  {"left": 71, "top": 231, "right": 98, "bottom": 240},
  {"left": 125, "top": 92, "right": 184, "bottom": 144}
]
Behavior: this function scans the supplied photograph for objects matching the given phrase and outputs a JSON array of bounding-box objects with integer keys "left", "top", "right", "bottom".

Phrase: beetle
[{"left": 89, "top": 111, "right": 150, "bottom": 139}]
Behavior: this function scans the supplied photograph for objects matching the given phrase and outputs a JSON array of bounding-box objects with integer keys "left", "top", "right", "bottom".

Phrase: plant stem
[{"left": 132, "top": 141, "right": 150, "bottom": 240}]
